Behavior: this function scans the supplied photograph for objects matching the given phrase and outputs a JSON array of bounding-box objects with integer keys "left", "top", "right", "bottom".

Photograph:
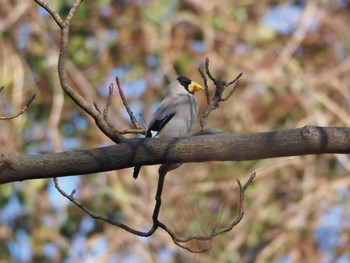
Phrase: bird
[{"left": 133, "top": 76, "right": 203, "bottom": 179}]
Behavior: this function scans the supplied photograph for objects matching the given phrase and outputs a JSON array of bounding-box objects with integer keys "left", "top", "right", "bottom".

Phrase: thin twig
[
  {"left": 103, "top": 83, "right": 114, "bottom": 121},
  {"left": 65, "top": 0, "right": 83, "bottom": 25},
  {"left": 0, "top": 92, "right": 36, "bottom": 120},
  {"left": 53, "top": 177, "right": 150, "bottom": 236},
  {"left": 227, "top": 72, "right": 243, "bottom": 87},
  {"left": 52, "top": 164, "right": 173, "bottom": 238},
  {"left": 198, "top": 67, "right": 210, "bottom": 104},
  {"left": 116, "top": 76, "right": 142, "bottom": 129},
  {"left": 93, "top": 101, "right": 101, "bottom": 114},
  {"left": 204, "top": 57, "right": 215, "bottom": 82},
  {"left": 116, "top": 128, "right": 146, "bottom": 134},
  {"left": 34, "top": 0, "right": 64, "bottom": 28}
]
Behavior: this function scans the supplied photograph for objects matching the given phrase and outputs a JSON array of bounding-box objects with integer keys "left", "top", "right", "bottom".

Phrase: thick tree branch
[{"left": 1, "top": 126, "right": 349, "bottom": 184}]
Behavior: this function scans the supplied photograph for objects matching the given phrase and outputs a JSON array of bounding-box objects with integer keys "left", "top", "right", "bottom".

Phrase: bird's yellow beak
[{"left": 188, "top": 81, "right": 203, "bottom": 93}]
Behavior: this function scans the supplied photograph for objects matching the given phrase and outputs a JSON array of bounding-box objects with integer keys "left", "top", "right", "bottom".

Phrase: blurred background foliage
[{"left": 0, "top": 0, "right": 350, "bottom": 262}]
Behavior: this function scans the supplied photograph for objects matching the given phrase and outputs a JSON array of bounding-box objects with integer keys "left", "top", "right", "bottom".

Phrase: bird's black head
[{"left": 177, "top": 76, "right": 192, "bottom": 92}]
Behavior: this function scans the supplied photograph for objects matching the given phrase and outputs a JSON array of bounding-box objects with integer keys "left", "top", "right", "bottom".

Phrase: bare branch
[
  {"left": 198, "top": 58, "right": 243, "bottom": 133},
  {"left": 35, "top": 0, "right": 126, "bottom": 143},
  {"left": 116, "top": 77, "right": 142, "bottom": 130},
  {"left": 227, "top": 72, "right": 243, "bottom": 87},
  {"left": 157, "top": 172, "right": 256, "bottom": 253},
  {"left": 221, "top": 72, "right": 243, "bottom": 101},
  {"left": 93, "top": 101, "right": 101, "bottom": 114},
  {"left": 53, "top": 177, "right": 150, "bottom": 236},
  {"left": 65, "top": 0, "right": 83, "bottom": 25},
  {"left": 205, "top": 57, "right": 215, "bottom": 82},
  {"left": 0, "top": 91, "right": 36, "bottom": 120},
  {"left": 52, "top": 162, "right": 173, "bottom": 238},
  {"left": 220, "top": 80, "right": 239, "bottom": 102},
  {"left": 34, "top": 0, "right": 64, "bottom": 28},
  {"left": 117, "top": 128, "right": 146, "bottom": 135},
  {"left": 53, "top": 159, "right": 254, "bottom": 253},
  {"left": 103, "top": 83, "right": 114, "bottom": 121},
  {"left": 198, "top": 66, "right": 210, "bottom": 104},
  {"left": 1, "top": 126, "right": 349, "bottom": 184}
]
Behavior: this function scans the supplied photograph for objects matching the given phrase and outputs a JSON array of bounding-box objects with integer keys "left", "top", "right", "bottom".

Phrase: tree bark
[{"left": 1, "top": 126, "right": 349, "bottom": 184}]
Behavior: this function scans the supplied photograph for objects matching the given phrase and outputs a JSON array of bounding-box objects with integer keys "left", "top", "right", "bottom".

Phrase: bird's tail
[{"left": 133, "top": 165, "right": 141, "bottom": 179}]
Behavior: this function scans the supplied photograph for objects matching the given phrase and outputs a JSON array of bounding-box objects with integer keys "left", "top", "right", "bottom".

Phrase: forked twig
[
  {"left": 54, "top": 171, "right": 255, "bottom": 253},
  {"left": 95, "top": 80, "right": 145, "bottom": 135},
  {"left": 158, "top": 172, "right": 256, "bottom": 253},
  {"left": 198, "top": 58, "right": 243, "bottom": 133},
  {"left": 34, "top": 0, "right": 126, "bottom": 143}
]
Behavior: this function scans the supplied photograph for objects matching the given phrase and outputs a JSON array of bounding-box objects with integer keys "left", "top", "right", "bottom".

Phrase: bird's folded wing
[{"left": 146, "top": 112, "right": 176, "bottom": 138}]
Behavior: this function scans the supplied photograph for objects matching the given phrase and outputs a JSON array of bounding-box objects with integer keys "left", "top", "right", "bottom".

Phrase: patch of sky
[
  {"left": 235, "top": 43, "right": 251, "bottom": 55},
  {"left": 37, "top": 6, "right": 50, "bottom": 17},
  {"left": 61, "top": 113, "right": 88, "bottom": 136},
  {"left": 314, "top": 205, "right": 343, "bottom": 253},
  {"left": 122, "top": 255, "right": 143, "bottom": 263},
  {"left": 109, "top": 254, "right": 122, "bottom": 263},
  {"left": 79, "top": 216, "right": 95, "bottom": 234},
  {"left": 41, "top": 214, "right": 56, "bottom": 228},
  {"left": 98, "top": 66, "right": 130, "bottom": 97},
  {"left": 40, "top": 140, "right": 53, "bottom": 153},
  {"left": 16, "top": 23, "right": 30, "bottom": 51},
  {"left": 43, "top": 242, "right": 59, "bottom": 260},
  {"left": 7, "top": 229, "right": 32, "bottom": 263},
  {"left": 70, "top": 112, "right": 88, "bottom": 131},
  {"left": 85, "top": 29, "right": 118, "bottom": 55},
  {"left": 98, "top": 67, "right": 147, "bottom": 107},
  {"left": 148, "top": 69, "right": 164, "bottom": 87},
  {"left": 62, "top": 138, "right": 82, "bottom": 151},
  {"left": 0, "top": 195, "right": 26, "bottom": 227},
  {"left": 260, "top": 3, "right": 318, "bottom": 35},
  {"left": 63, "top": 257, "right": 73, "bottom": 263},
  {"left": 99, "top": 5, "right": 112, "bottom": 17},
  {"left": 122, "top": 78, "right": 147, "bottom": 99},
  {"left": 158, "top": 247, "right": 175, "bottom": 262},
  {"left": 334, "top": 255, "right": 350, "bottom": 263},
  {"left": 335, "top": 0, "right": 349, "bottom": 9},
  {"left": 336, "top": 186, "right": 349, "bottom": 200},
  {"left": 71, "top": 234, "right": 87, "bottom": 258},
  {"left": 140, "top": 235, "right": 152, "bottom": 244},
  {"left": 47, "top": 176, "right": 80, "bottom": 211},
  {"left": 89, "top": 237, "right": 107, "bottom": 258},
  {"left": 278, "top": 255, "right": 292, "bottom": 263},
  {"left": 146, "top": 55, "right": 159, "bottom": 68},
  {"left": 191, "top": 40, "right": 206, "bottom": 53}
]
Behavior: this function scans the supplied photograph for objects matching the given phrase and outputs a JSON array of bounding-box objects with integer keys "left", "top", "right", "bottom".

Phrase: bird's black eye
[{"left": 177, "top": 76, "right": 191, "bottom": 91}]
